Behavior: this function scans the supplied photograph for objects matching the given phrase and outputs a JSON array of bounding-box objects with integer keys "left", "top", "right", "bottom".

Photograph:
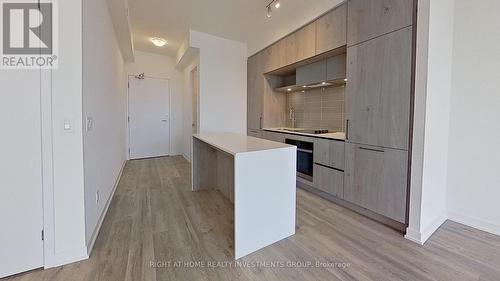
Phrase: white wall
[
  {"left": 126, "top": 51, "right": 184, "bottom": 155},
  {"left": 82, "top": 0, "right": 127, "bottom": 251},
  {"left": 177, "top": 30, "right": 247, "bottom": 160},
  {"left": 180, "top": 54, "right": 200, "bottom": 161},
  {"left": 446, "top": 0, "right": 500, "bottom": 235},
  {"left": 409, "top": 0, "right": 500, "bottom": 242},
  {"left": 406, "top": 0, "right": 455, "bottom": 244},
  {"left": 190, "top": 30, "right": 247, "bottom": 134},
  {"left": 419, "top": 0, "right": 455, "bottom": 239},
  {"left": 42, "top": 0, "right": 87, "bottom": 266}
]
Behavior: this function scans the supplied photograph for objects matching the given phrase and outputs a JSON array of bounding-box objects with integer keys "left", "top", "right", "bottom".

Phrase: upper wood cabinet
[
  {"left": 347, "top": 0, "right": 414, "bottom": 46},
  {"left": 344, "top": 143, "right": 408, "bottom": 223},
  {"left": 286, "top": 22, "right": 316, "bottom": 65},
  {"left": 247, "top": 53, "right": 264, "bottom": 130},
  {"left": 264, "top": 40, "right": 286, "bottom": 73},
  {"left": 262, "top": 4, "right": 349, "bottom": 73},
  {"left": 346, "top": 27, "right": 412, "bottom": 150},
  {"left": 296, "top": 60, "right": 327, "bottom": 86},
  {"left": 316, "top": 3, "right": 347, "bottom": 54},
  {"left": 326, "top": 53, "right": 346, "bottom": 81},
  {"left": 265, "top": 23, "right": 316, "bottom": 72}
]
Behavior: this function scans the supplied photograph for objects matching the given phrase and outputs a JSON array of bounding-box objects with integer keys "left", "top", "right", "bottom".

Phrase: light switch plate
[
  {"left": 86, "top": 117, "right": 93, "bottom": 132},
  {"left": 63, "top": 120, "right": 73, "bottom": 132}
]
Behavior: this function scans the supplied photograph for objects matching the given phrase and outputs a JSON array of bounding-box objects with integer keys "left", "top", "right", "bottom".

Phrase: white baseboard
[
  {"left": 405, "top": 228, "right": 424, "bottom": 245},
  {"left": 421, "top": 213, "right": 448, "bottom": 242},
  {"left": 86, "top": 160, "right": 126, "bottom": 255},
  {"left": 405, "top": 213, "right": 447, "bottom": 245},
  {"left": 44, "top": 247, "right": 89, "bottom": 268},
  {"left": 448, "top": 211, "right": 500, "bottom": 237},
  {"left": 182, "top": 153, "right": 191, "bottom": 163}
]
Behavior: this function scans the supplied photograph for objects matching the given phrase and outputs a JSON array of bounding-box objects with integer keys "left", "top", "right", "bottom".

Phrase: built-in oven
[{"left": 285, "top": 139, "right": 314, "bottom": 182}]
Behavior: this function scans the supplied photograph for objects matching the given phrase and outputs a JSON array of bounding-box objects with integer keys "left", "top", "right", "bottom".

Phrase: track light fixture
[{"left": 266, "top": 0, "right": 281, "bottom": 18}]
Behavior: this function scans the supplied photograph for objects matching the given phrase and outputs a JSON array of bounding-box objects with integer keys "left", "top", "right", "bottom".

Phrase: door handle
[
  {"left": 346, "top": 119, "right": 349, "bottom": 140},
  {"left": 161, "top": 119, "right": 168, "bottom": 122},
  {"left": 359, "top": 147, "right": 385, "bottom": 153}
]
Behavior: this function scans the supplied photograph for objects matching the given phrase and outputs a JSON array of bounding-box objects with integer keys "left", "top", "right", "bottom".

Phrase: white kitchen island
[{"left": 192, "top": 132, "right": 297, "bottom": 259}]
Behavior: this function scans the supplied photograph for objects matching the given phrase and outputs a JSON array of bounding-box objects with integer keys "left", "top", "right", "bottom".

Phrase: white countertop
[
  {"left": 264, "top": 128, "right": 346, "bottom": 141},
  {"left": 193, "top": 132, "right": 294, "bottom": 155}
]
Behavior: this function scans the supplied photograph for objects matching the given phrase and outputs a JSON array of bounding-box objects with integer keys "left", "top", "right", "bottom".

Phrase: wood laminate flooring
[{"left": 6, "top": 156, "right": 500, "bottom": 281}]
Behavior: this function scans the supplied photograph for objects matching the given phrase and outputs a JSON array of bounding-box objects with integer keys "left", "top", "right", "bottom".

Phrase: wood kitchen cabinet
[
  {"left": 344, "top": 143, "right": 408, "bottom": 223},
  {"left": 313, "top": 164, "right": 344, "bottom": 198},
  {"left": 296, "top": 60, "right": 327, "bottom": 86},
  {"left": 286, "top": 22, "right": 316, "bottom": 65},
  {"left": 346, "top": 27, "right": 412, "bottom": 150},
  {"left": 247, "top": 53, "right": 264, "bottom": 130},
  {"left": 247, "top": 129, "right": 262, "bottom": 138},
  {"left": 313, "top": 139, "right": 345, "bottom": 170},
  {"left": 326, "top": 53, "right": 347, "bottom": 81},
  {"left": 262, "top": 75, "right": 287, "bottom": 128},
  {"left": 264, "top": 41, "right": 282, "bottom": 73},
  {"left": 347, "top": 0, "right": 414, "bottom": 46},
  {"left": 316, "top": 3, "right": 347, "bottom": 54},
  {"left": 261, "top": 131, "right": 286, "bottom": 143},
  {"left": 265, "top": 23, "right": 316, "bottom": 72}
]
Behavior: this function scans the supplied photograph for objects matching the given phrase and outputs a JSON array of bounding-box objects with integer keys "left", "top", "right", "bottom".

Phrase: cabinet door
[
  {"left": 262, "top": 75, "right": 287, "bottom": 128},
  {"left": 247, "top": 54, "right": 264, "bottom": 130},
  {"left": 262, "top": 131, "right": 286, "bottom": 143},
  {"left": 286, "top": 22, "right": 316, "bottom": 65},
  {"left": 326, "top": 53, "right": 346, "bottom": 81},
  {"left": 313, "top": 164, "right": 344, "bottom": 198},
  {"left": 346, "top": 27, "right": 412, "bottom": 150},
  {"left": 265, "top": 39, "right": 287, "bottom": 72},
  {"left": 316, "top": 3, "right": 347, "bottom": 54},
  {"left": 347, "top": 0, "right": 413, "bottom": 46},
  {"left": 296, "top": 60, "right": 327, "bottom": 86},
  {"left": 344, "top": 143, "right": 408, "bottom": 223},
  {"left": 313, "top": 139, "right": 345, "bottom": 170},
  {"left": 247, "top": 129, "right": 262, "bottom": 138}
]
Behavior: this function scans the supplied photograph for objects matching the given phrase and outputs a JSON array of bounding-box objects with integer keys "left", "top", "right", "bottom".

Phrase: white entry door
[
  {"left": 0, "top": 70, "right": 44, "bottom": 277},
  {"left": 129, "top": 76, "right": 170, "bottom": 159}
]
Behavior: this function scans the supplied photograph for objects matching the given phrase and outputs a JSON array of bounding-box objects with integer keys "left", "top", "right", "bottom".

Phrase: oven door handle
[{"left": 297, "top": 148, "right": 313, "bottom": 154}]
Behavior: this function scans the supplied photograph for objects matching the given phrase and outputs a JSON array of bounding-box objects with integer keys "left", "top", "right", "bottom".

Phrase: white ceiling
[{"left": 128, "top": 0, "right": 344, "bottom": 57}]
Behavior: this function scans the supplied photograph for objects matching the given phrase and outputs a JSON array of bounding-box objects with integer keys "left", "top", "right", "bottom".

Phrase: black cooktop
[{"left": 294, "top": 129, "right": 329, "bottom": 134}]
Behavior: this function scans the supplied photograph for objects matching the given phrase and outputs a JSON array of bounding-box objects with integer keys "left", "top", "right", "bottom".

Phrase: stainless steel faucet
[{"left": 289, "top": 107, "right": 296, "bottom": 128}]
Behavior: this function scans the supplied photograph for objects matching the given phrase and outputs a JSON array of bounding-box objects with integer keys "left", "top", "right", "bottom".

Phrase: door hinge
[
  {"left": 128, "top": 116, "right": 130, "bottom": 122},
  {"left": 41, "top": 229, "right": 44, "bottom": 241},
  {"left": 128, "top": 82, "right": 130, "bottom": 88}
]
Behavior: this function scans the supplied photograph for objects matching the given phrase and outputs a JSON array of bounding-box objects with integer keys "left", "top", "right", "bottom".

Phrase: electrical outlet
[{"left": 96, "top": 191, "right": 100, "bottom": 205}]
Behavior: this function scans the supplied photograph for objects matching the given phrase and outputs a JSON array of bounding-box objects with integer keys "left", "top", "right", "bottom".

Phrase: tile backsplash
[{"left": 286, "top": 86, "right": 345, "bottom": 132}]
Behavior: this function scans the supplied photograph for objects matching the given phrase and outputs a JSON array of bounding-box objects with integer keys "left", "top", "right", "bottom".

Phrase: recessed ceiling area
[{"left": 128, "top": 0, "right": 344, "bottom": 57}]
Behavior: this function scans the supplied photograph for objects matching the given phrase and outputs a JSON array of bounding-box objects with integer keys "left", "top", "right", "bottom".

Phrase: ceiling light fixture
[
  {"left": 266, "top": 0, "right": 281, "bottom": 18},
  {"left": 150, "top": 37, "right": 168, "bottom": 47}
]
